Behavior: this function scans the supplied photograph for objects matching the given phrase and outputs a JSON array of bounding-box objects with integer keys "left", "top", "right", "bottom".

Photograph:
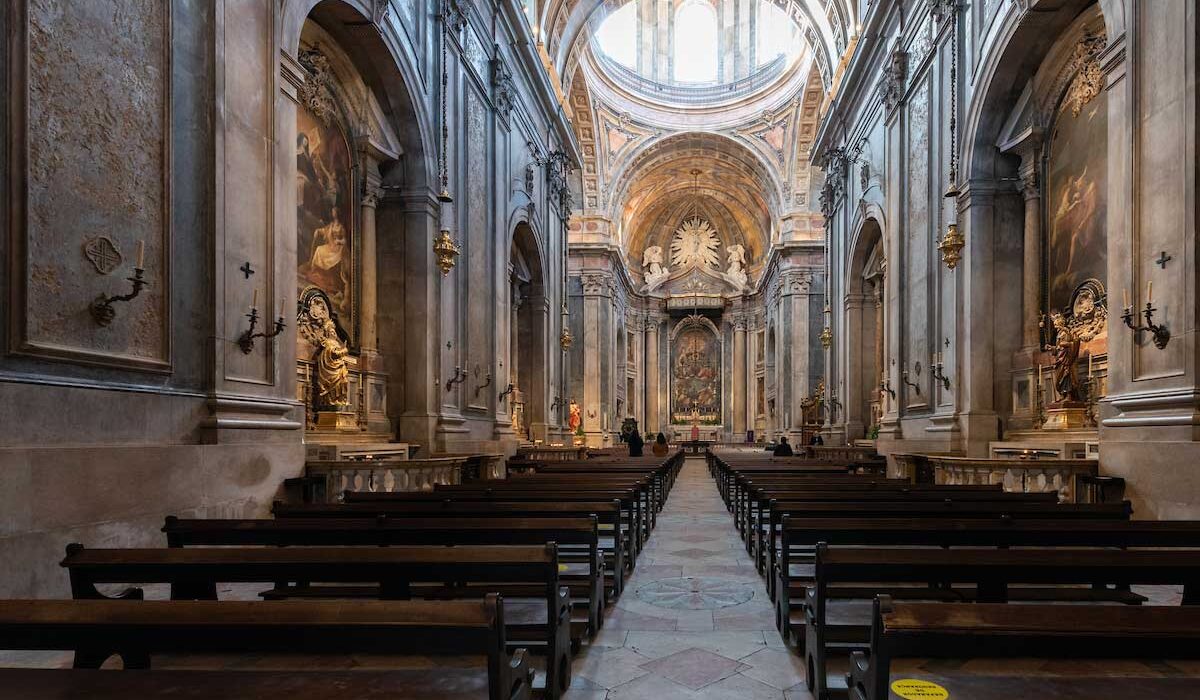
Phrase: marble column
[
  {"left": 644, "top": 317, "right": 661, "bottom": 430},
  {"left": 1020, "top": 166, "right": 1042, "bottom": 351},
  {"left": 359, "top": 187, "right": 381, "bottom": 355},
  {"left": 733, "top": 316, "right": 748, "bottom": 437},
  {"left": 788, "top": 274, "right": 814, "bottom": 438},
  {"left": 581, "top": 274, "right": 606, "bottom": 445}
]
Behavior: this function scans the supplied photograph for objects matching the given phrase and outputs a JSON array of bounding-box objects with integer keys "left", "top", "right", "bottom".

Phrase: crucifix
[
  {"left": 240, "top": 262, "right": 256, "bottom": 279},
  {"left": 1155, "top": 251, "right": 1172, "bottom": 269}
]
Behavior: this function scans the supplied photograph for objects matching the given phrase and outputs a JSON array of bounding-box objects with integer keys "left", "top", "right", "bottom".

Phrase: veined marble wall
[
  {"left": 0, "top": 0, "right": 576, "bottom": 596},
  {"left": 818, "top": 0, "right": 1200, "bottom": 517}
]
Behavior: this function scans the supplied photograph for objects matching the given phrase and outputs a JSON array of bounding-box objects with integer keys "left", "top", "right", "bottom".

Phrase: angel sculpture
[
  {"left": 726, "top": 244, "right": 748, "bottom": 291},
  {"left": 642, "top": 245, "right": 671, "bottom": 291}
]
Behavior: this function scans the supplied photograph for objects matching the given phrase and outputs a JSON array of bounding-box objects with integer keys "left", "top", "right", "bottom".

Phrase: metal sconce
[
  {"left": 498, "top": 383, "right": 515, "bottom": 403},
  {"left": 930, "top": 352, "right": 952, "bottom": 391},
  {"left": 901, "top": 361, "right": 923, "bottom": 396},
  {"left": 91, "top": 267, "right": 149, "bottom": 327},
  {"left": 879, "top": 378, "right": 896, "bottom": 400},
  {"left": 473, "top": 366, "right": 492, "bottom": 397},
  {"left": 238, "top": 301, "right": 287, "bottom": 354},
  {"left": 444, "top": 366, "right": 468, "bottom": 392},
  {"left": 1121, "top": 284, "right": 1170, "bottom": 349}
]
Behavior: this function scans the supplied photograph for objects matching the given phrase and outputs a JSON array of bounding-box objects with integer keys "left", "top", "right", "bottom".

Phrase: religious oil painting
[
  {"left": 297, "top": 103, "right": 355, "bottom": 341},
  {"left": 1047, "top": 92, "right": 1107, "bottom": 313},
  {"left": 671, "top": 326, "right": 722, "bottom": 423}
]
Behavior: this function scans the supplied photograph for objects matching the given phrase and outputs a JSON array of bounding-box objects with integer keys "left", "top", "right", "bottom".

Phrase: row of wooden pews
[
  {"left": 0, "top": 448, "right": 683, "bottom": 699},
  {"left": 708, "top": 448, "right": 1200, "bottom": 700}
]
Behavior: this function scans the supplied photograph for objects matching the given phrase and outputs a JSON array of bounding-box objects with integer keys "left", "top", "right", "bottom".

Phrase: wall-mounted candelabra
[
  {"left": 498, "top": 383, "right": 515, "bottom": 403},
  {"left": 90, "top": 241, "right": 149, "bottom": 327},
  {"left": 901, "top": 361, "right": 923, "bottom": 396},
  {"left": 444, "top": 366, "right": 468, "bottom": 392},
  {"left": 1120, "top": 285, "right": 1169, "bottom": 349},
  {"left": 237, "top": 290, "right": 286, "bottom": 354},
  {"left": 879, "top": 378, "right": 896, "bottom": 400},
  {"left": 473, "top": 366, "right": 492, "bottom": 397},
  {"left": 930, "top": 352, "right": 951, "bottom": 391}
]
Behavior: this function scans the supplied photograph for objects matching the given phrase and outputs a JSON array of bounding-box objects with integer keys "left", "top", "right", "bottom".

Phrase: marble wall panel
[
  {"left": 904, "top": 77, "right": 931, "bottom": 407},
  {"left": 465, "top": 86, "right": 491, "bottom": 407},
  {"left": 12, "top": 0, "right": 170, "bottom": 370}
]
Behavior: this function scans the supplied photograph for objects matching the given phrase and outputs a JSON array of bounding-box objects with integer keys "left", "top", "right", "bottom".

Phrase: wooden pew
[
  {"left": 436, "top": 480, "right": 656, "bottom": 535},
  {"left": 776, "top": 518, "right": 1200, "bottom": 641},
  {"left": 164, "top": 515, "right": 604, "bottom": 644},
  {"left": 0, "top": 596, "right": 532, "bottom": 700},
  {"left": 849, "top": 598, "right": 1200, "bottom": 700},
  {"left": 61, "top": 544, "right": 574, "bottom": 699},
  {"left": 759, "top": 500, "right": 1132, "bottom": 596},
  {"left": 344, "top": 486, "right": 648, "bottom": 553},
  {"left": 804, "top": 546, "right": 1200, "bottom": 700},
  {"left": 270, "top": 500, "right": 628, "bottom": 599}
]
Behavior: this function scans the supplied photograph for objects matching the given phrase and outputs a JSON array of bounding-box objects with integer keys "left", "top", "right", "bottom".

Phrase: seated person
[
  {"left": 809, "top": 434, "right": 824, "bottom": 446},
  {"left": 651, "top": 432, "right": 670, "bottom": 457},
  {"left": 773, "top": 436, "right": 794, "bottom": 457}
]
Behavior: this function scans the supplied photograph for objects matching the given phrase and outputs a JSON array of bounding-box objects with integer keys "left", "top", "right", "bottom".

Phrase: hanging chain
[
  {"left": 438, "top": 0, "right": 451, "bottom": 200},
  {"left": 947, "top": 5, "right": 959, "bottom": 186}
]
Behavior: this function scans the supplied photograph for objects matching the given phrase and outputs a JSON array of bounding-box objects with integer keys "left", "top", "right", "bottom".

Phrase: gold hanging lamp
[
  {"left": 433, "top": 1, "right": 460, "bottom": 276},
  {"left": 938, "top": 7, "right": 965, "bottom": 271}
]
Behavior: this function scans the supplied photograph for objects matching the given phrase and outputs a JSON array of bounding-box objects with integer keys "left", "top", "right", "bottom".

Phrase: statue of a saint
[
  {"left": 299, "top": 292, "right": 351, "bottom": 410},
  {"left": 642, "top": 246, "right": 671, "bottom": 292},
  {"left": 1046, "top": 311, "right": 1083, "bottom": 403},
  {"left": 568, "top": 399, "right": 582, "bottom": 434}
]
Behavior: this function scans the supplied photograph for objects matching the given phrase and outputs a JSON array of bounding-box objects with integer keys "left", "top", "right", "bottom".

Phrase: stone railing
[
  {"left": 928, "top": 456, "right": 1098, "bottom": 503},
  {"left": 435, "top": 453, "right": 506, "bottom": 481},
  {"left": 892, "top": 452, "right": 961, "bottom": 483},
  {"left": 517, "top": 446, "right": 588, "bottom": 462},
  {"left": 804, "top": 445, "right": 879, "bottom": 462},
  {"left": 305, "top": 457, "right": 468, "bottom": 502}
]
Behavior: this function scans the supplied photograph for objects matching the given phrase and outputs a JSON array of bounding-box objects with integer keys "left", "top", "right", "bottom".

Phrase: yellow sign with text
[{"left": 891, "top": 679, "right": 949, "bottom": 700}]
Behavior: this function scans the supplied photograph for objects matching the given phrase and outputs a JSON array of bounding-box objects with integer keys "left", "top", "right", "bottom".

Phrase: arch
[
  {"left": 542, "top": 0, "right": 847, "bottom": 92},
  {"left": 843, "top": 216, "right": 885, "bottom": 441},
  {"left": 510, "top": 222, "right": 549, "bottom": 440},
  {"left": 961, "top": 0, "right": 1106, "bottom": 183},
  {"left": 282, "top": 0, "right": 435, "bottom": 192}
]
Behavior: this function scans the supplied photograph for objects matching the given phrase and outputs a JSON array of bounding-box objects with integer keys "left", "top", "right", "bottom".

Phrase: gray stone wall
[{"left": 0, "top": 0, "right": 577, "bottom": 596}]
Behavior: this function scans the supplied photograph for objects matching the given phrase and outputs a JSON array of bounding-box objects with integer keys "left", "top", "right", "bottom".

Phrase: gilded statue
[
  {"left": 1046, "top": 311, "right": 1083, "bottom": 403},
  {"left": 299, "top": 290, "right": 351, "bottom": 409},
  {"left": 568, "top": 399, "right": 582, "bottom": 434}
]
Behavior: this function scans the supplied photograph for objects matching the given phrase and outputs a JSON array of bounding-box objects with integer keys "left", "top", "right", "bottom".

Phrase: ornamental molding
[
  {"left": 1064, "top": 30, "right": 1107, "bottom": 118},
  {"left": 491, "top": 54, "right": 515, "bottom": 122},
  {"left": 580, "top": 273, "right": 610, "bottom": 296},
  {"left": 297, "top": 48, "right": 336, "bottom": 125},
  {"left": 878, "top": 44, "right": 908, "bottom": 114}
]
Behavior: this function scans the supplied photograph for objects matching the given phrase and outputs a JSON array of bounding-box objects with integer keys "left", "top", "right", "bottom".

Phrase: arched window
[{"left": 673, "top": 0, "right": 718, "bottom": 83}]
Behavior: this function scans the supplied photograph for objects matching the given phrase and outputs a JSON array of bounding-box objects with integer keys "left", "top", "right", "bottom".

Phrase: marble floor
[{"left": 564, "top": 457, "right": 814, "bottom": 700}]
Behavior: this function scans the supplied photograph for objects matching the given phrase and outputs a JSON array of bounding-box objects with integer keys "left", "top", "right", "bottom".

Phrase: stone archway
[
  {"left": 845, "top": 218, "right": 885, "bottom": 441},
  {"left": 509, "top": 223, "right": 549, "bottom": 442}
]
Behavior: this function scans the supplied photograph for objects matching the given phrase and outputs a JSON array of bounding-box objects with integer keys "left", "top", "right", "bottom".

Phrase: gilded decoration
[
  {"left": 1065, "top": 31, "right": 1107, "bottom": 118},
  {"left": 298, "top": 48, "right": 337, "bottom": 125},
  {"left": 671, "top": 217, "right": 721, "bottom": 269},
  {"left": 299, "top": 287, "right": 352, "bottom": 411}
]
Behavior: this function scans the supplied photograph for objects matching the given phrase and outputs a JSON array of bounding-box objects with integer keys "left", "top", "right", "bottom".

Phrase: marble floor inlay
[
  {"left": 565, "top": 455, "right": 815, "bottom": 700},
  {"left": 635, "top": 577, "right": 757, "bottom": 610}
]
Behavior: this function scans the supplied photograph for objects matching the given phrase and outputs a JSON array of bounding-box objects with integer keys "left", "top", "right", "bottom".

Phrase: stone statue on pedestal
[
  {"left": 642, "top": 245, "right": 671, "bottom": 292},
  {"left": 725, "top": 244, "right": 748, "bottom": 291}
]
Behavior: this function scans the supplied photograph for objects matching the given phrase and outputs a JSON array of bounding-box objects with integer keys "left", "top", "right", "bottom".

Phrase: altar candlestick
[
  {"left": 135, "top": 240, "right": 144, "bottom": 268},
  {"left": 1147, "top": 281, "right": 1153, "bottom": 303},
  {"left": 252, "top": 287, "right": 258, "bottom": 309}
]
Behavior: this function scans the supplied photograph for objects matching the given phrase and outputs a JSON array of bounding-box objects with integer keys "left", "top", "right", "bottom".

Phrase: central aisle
[{"left": 565, "top": 456, "right": 814, "bottom": 699}]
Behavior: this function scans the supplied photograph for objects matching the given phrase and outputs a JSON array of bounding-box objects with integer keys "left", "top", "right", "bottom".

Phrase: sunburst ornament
[{"left": 671, "top": 217, "right": 720, "bottom": 269}]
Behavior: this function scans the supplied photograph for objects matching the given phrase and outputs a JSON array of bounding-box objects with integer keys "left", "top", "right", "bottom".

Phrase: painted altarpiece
[{"left": 670, "top": 322, "right": 723, "bottom": 424}]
